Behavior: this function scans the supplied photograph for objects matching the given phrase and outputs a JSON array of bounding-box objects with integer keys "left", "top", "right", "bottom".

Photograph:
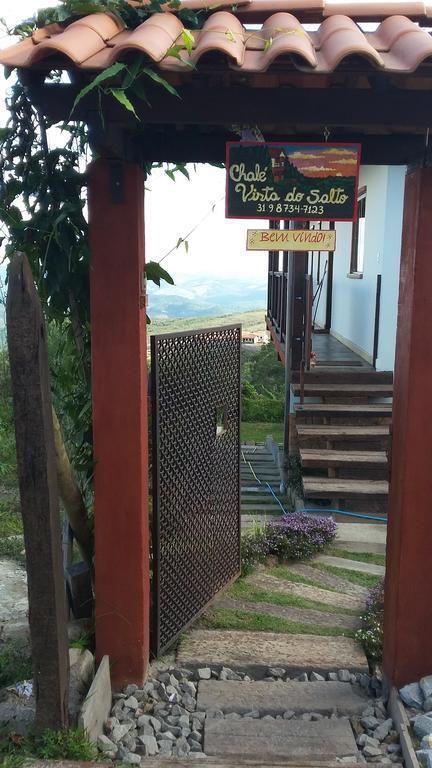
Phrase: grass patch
[
  {"left": 0, "top": 642, "right": 32, "bottom": 689},
  {"left": 270, "top": 564, "right": 338, "bottom": 592},
  {"left": 241, "top": 422, "right": 283, "bottom": 445},
  {"left": 328, "top": 548, "right": 386, "bottom": 566},
  {"left": 310, "top": 563, "right": 382, "bottom": 589},
  {"left": 0, "top": 728, "right": 97, "bottom": 767},
  {"left": 200, "top": 607, "right": 354, "bottom": 637},
  {"left": 229, "top": 579, "right": 358, "bottom": 616}
]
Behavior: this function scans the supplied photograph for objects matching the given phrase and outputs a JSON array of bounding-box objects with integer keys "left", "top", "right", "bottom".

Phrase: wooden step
[
  {"left": 300, "top": 449, "right": 387, "bottom": 469},
  {"left": 291, "top": 369, "right": 393, "bottom": 385},
  {"left": 297, "top": 425, "right": 390, "bottom": 443},
  {"left": 303, "top": 477, "right": 389, "bottom": 499},
  {"left": 295, "top": 403, "right": 392, "bottom": 417},
  {"left": 292, "top": 383, "right": 393, "bottom": 398}
]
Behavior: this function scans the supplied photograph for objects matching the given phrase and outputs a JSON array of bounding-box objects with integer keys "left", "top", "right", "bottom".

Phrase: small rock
[
  {"left": 105, "top": 716, "right": 120, "bottom": 731},
  {"left": 361, "top": 716, "right": 380, "bottom": 730},
  {"left": 198, "top": 667, "right": 211, "bottom": 680},
  {"left": 124, "top": 752, "right": 141, "bottom": 764},
  {"left": 219, "top": 667, "right": 242, "bottom": 681},
  {"left": 175, "top": 737, "right": 191, "bottom": 758},
  {"left": 310, "top": 712, "right": 324, "bottom": 721},
  {"left": 189, "top": 730, "right": 202, "bottom": 741},
  {"left": 310, "top": 672, "right": 325, "bottom": 682},
  {"left": 262, "top": 715, "right": 275, "bottom": 721},
  {"left": 112, "top": 723, "right": 133, "bottom": 742},
  {"left": 192, "top": 718, "right": 203, "bottom": 730},
  {"left": 387, "top": 745, "right": 401, "bottom": 754},
  {"left": 359, "top": 674, "right": 371, "bottom": 690},
  {"left": 297, "top": 673, "right": 309, "bottom": 682},
  {"left": 125, "top": 684, "right": 138, "bottom": 696},
  {"left": 362, "top": 706, "right": 376, "bottom": 717},
  {"left": 207, "top": 709, "right": 224, "bottom": 719},
  {"left": 225, "top": 713, "right": 242, "bottom": 720},
  {"left": 400, "top": 682, "right": 424, "bottom": 710},
  {"left": 189, "top": 739, "right": 202, "bottom": 751},
  {"left": 193, "top": 711, "right": 206, "bottom": 723},
  {"left": 363, "top": 746, "right": 383, "bottom": 758},
  {"left": 182, "top": 693, "right": 196, "bottom": 712},
  {"left": 422, "top": 736, "right": 432, "bottom": 750},
  {"left": 417, "top": 750, "right": 432, "bottom": 767},
  {"left": 157, "top": 731, "right": 176, "bottom": 741},
  {"left": 283, "top": 710, "right": 295, "bottom": 719},
  {"left": 301, "top": 713, "right": 313, "bottom": 721},
  {"left": 244, "top": 710, "right": 260, "bottom": 718},
  {"left": 180, "top": 679, "right": 197, "bottom": 697},
  {"left": 98, "top": 734, "right": 117, "bottom": 753},
  {"left": 421, "top": 678, "right": 432, "bottom": 701},
  {"left": 158, "top": 740, "right": 173, "bottom": 755},
  {"left": 338, "top": 669, "right": 352, "bottom": 683},
  {"left": 328, "top": 672, "right": 339, "bottom": 681},
  {"left": 425, "top": 698, "right": 432, "bottom": 713},
  {"left": 413, "top": 714, "right": 432, "bottom": 739},
  {"left": 140, "top": 734, "right": 158, "bottom": 756},
  {"left": 375, "top": 719, "right": 394, "bottom": 741},
  {"left": 124, "top": 696, "right": 139, "bottom": 710},
  {"left": 269, "top": 667, "right": 286, "bottom": 677},
  {"left": 139, "top": 725, "right": 154, "bottom": 738},
  {"left": 358, "top": 735, "right": 379, "bottom": 749},
  {"left": 189, "top": 752, "right": 207, "bottom": 759}
]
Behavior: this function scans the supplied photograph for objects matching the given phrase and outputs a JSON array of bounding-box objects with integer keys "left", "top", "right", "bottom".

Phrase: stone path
[
  {"left": 0, "top": 558, "right": 28, "bottom": 626},
  {"left": 284, "top": 563, "right": 368, "bottom": 597},
  {"left": 314, "top": 555, "right": 386, "bottom": 577},
  {"left": 204, "top": 718, "right": 358, "bottom": 761},
  {"left": 176, "top": 630, "right": 368, "bottom": 674},
  {"left": 197, "top": 680, "right": 369, "bottom": 716},
  {"left": 246, "top": 572, "right": 364, "bottom": 611},
  {"left": 214, "top": 596, "right": 360, "bottom": 631},
  {"left": 336, "top": 522, "right": 387, "bottom": 555}
]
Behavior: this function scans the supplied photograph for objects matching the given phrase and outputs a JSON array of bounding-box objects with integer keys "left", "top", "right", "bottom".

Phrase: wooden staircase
[{"left": 293, "top": 369, "right": 393, "bottom": 519}]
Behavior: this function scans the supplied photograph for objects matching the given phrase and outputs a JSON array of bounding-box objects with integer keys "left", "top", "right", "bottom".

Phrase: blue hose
[{"left": 264, "top": 482, "right": 387, "bottom": 522}]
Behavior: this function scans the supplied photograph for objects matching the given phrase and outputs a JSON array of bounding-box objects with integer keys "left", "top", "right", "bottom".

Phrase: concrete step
[
  {"left": 314, "top": 555, "right": 385, "bottom": 577},
  {"left": 197, "top": 680, "right": 368, "bottom": 716},
  {"left": 204, "top": 717, "right": 359, "bottom": 761},
  {"left": 281, "top": 563, "right": 368, "bottom": 598},
  {"left": 247, "top": 572, "right": 364, "bottom": 611},
  {"left": 214, "top": 596, "right": 360, "bottom": 631},
  {"left": 336, "top": 522, "right": 387, "bottom": 555},
  {"left": 176, "top": 630, "right": 368, "bottom": 676}
]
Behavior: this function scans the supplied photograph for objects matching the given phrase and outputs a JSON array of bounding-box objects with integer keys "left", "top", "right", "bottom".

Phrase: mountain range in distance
[{"left": 147, "top": 274, "right": 267, "bottom": 319}]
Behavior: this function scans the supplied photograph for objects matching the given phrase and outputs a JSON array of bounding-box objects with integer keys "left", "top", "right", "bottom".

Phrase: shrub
[
  {"left": 355, "top": 579, "right": 384, "bottom": 662},
  {"left": 242, "top": 395, "right": 284, "bottom": 423},
  {"left": 241, "top": 512, "right": 337, "bottom": 575}
]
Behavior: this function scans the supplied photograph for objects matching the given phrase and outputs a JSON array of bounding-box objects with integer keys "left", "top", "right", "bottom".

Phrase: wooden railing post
[{"left": 6, "top": 252, "right": 69, "bottom": 729}]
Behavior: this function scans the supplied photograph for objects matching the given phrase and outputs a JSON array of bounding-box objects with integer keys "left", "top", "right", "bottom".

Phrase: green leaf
[
  {"left": 109, "top": 88, "right": 139, "bottom": 120},
  {"left": 165, "top": 44, "right": 183, "bottom": 61},
  {"left": 264, "top": 37, "right": 273, "bottom": 52},
  {"left": 131, "top": 79, "right": 151, "bottom": 107},
  {"left": 70, "top": 62, "right": 127, "bottom": 115},
  {"left": 145, "top": 261, "right": 174, "bottom": 286},
  {"left": 181, "top": 29, "right": 195, "bottom": 55},
  {"left": 165, "top": 169, "right": 175, "bottom": 181},
  {"left": 142, "top": 67, "right": 179, "bottom": 98},
  {"left": 225, "top": 28, "right": 236, "bottom": 43}
]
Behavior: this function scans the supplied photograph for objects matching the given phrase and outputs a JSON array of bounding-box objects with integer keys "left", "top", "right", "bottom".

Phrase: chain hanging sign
[
  {"left": 247, "top": 228, "right": 336, "bottom": 252},
  {"left": 226, "top": 142, "right": 361, "bottom": 222}
]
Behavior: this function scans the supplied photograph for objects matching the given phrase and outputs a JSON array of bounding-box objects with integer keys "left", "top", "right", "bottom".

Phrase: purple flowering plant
[
  {"left": 355, "top": 579, "right": 384, "bottom": 661},
  {"left": 241, "top": 512, "right": 337, "bottom": 575}
]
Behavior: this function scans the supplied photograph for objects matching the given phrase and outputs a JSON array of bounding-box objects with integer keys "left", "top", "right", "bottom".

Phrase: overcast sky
[{"left": 0, "top": 1, "right": 267, "bottom": 282}]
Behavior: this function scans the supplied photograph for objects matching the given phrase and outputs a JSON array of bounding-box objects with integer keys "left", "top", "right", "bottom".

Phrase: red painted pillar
[
  {"left": 88, "top": 159, "right": 149, "bottom": 688},
  {"left": 383, "top": 167, "right": 432, "bottom": 687}
]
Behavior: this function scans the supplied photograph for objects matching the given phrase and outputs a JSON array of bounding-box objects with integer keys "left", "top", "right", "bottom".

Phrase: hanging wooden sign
[
  {"left": 247, "top": 228, "right": 336, "bottom": 252},
  {"left": 226, "top": 142, "right": 361, "bottom": 222}
]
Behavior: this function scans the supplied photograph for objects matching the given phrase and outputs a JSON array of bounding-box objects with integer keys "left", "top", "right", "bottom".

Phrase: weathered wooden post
[{"left": 6, "top": 252, "right": 69, "bottom": 729}]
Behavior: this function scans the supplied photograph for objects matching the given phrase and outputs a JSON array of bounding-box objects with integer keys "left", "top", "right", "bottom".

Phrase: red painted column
[
  {"left": 383, "top": 167, "right": 432, "bottom": 687},
  {"left": 88, "top": 159, "right": 149, "bottom": 688}
]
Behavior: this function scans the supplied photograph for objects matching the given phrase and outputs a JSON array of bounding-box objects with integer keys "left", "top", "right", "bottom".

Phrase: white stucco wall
[{"left": 330, "top": 165, "right": 405, "bottom": 370}]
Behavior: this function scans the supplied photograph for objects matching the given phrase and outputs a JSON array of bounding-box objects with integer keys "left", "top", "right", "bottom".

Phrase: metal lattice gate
[{"left": 150, "top": 325, "right": 241, "bottom": 655}]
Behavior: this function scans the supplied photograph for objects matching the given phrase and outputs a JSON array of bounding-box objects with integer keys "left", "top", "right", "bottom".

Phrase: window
[{"left": 350, "top": 187, "right": 367, "bottom": 276}]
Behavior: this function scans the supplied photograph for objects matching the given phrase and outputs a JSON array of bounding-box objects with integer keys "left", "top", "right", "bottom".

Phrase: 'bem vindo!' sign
[{"left": 226, "top": 142, "right": 361, "bottom": 222}]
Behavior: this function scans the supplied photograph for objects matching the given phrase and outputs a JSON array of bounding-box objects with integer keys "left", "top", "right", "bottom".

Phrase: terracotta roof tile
[{"left": 1, "top": 4, "right": 432, "bottom": 76}]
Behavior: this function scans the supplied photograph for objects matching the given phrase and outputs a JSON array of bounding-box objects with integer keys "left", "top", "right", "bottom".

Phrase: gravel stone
[
  {"left": 174, "top": 737, "right": 191, "bottom": 758},
  {"left": 225, "top": 713, "right": 242, "bottom": 720},
  {"left": 182, "top": 693, "right": 196, "bottom": 712},
  {"left": 180, "top": 680, "right": 197, "bottom": 697},
  {"left": 310, "top": 672, "right": 325, "bottom": 682},
  {"left": 125, "top": 684, "right": 138, "bottom": 696},
  {"left": 219, "top": 667, "right": 242, "bottom": 681},
  {"left": 387, "top": 745, "right": 401, "bottom": 754},
  {"left": 189, "top": 740, "right": 202, "bottom": 752},
  {"left": 338, "top": 669, "right": 352, "bottom": 683},
  {"left": 112, "top": 723, "right": 133, "bottom": 742},
  {"left": 269, "top": 667, "right": 286, "bottom": 678},
  {"left": 98, "top": 735, "right": 117, "bottom": 753},
  {"left": 400, "top": 682, "right": 424, "bottom": 710},
  {"left": 363, "top": 746, "right": 383, "bottom": 758},
  {"left": 328, "top": 673, "right": 339, "bottom": 681},
  {"left": 361, "top": 716, "right": 380, "bottom": 730},
  {"left": 198, "top": 668, "right": 211, "bottom": 680},
  {"left": 374, "top": 719, "right": 394, "bottom": 741},
  {"left": 283, "top": 710, "right": 295, "bottom": 719},
  {"left": 414, "top": 714, "right": 432, "bottom": 739},
  {"left": 189, "top": 753, "right": 207, "bottom": 759},
  {"left": 158, "top": 740, "right": 173, "bottom": 755},
  {"left": 244, "top": 710, "right": 260, "bottom": 718},
  {"left": 206, "top": 709, "right": 224, "bottom": 719},
  {"left": 193, "top": 711, "right": 206, "bottom": 723},
  {"left": 139, "top": 735, "right": 158, "bottom": 756},
  {"left": 297, "top": 673, "right": 309, "bottom": 682},
  {"left": 189, "top": 730, "right": 202, "bottom": 741},
  {"left": 358, "top": 735, "right": 379, "bottom": 749}
]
